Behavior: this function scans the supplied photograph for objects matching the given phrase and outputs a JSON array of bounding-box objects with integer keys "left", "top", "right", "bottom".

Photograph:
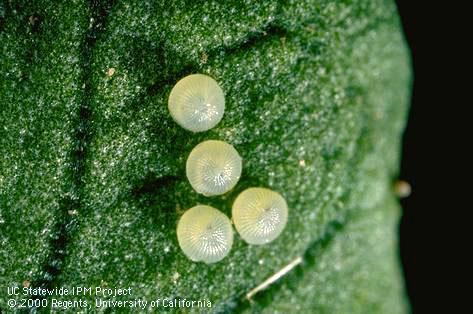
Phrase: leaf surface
[{"left": 0, "top": 0, "right": 411, "bottom": 312}]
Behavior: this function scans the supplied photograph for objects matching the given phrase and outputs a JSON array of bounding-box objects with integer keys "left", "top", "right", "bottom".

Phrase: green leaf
[{"left": 0, "top": 0, "right": 411, "bottom": 312}]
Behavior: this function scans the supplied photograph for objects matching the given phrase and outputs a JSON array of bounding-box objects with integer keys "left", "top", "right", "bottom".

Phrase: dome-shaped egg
[
  {"left": 168, "top": 74, "right": 225, "bottom": 132},
  {"left": 232, "top": 188, "right": 288, "bottom": 245},
  {"left": 177, "top": 205, "right": 233, "bottom": 263},
  {"left": 186, "top": 140, "right": 242, "bottom": 196}
]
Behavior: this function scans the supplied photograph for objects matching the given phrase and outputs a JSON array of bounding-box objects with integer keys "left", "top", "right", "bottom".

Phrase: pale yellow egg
[
  {"left": 186, "top": 140, "right": 242, "bottom": 196},
  {"left": 177, "top": 205, "right": 233, "bottom": 263},
  {"left": 168, "top": 74, "right": 225, "bottom": 132},
  {"left": 232, "top": 188, "right": 288, "bottom": 245}
]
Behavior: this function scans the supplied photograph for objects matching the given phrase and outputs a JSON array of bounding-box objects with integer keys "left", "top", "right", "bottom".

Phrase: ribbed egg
[
  {"left": 232, "top": 188, "right": 288, "bottom": 245},
  {"left": 177, "top": 205, "right": 233, "bottom": 263},
  {"left": 168, "top": 74, "right": 225, "bottom": 132},
  {"left": 186, "top": 140, "right": 242, "bottom": 196}
]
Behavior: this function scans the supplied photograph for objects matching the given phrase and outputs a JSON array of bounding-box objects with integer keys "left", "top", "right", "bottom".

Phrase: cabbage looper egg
[
  {"left": 186, "top": 140, "right": 242, "bottom": 196},
  {"left": 168, "top": 74, "right": 225, "bottom": 132},
  {"left": 177, "top": 205, "right": 233, "bottom": 263},
  {"left": 232, "top": 187, "right": 288, "bottom": 245}
]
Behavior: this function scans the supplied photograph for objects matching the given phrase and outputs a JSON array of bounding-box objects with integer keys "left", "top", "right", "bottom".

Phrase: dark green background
[{"left": 0, "top": 0, "right": 411, "bottom": 312}]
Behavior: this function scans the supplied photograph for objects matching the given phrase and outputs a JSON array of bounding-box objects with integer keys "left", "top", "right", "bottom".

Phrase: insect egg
[
  {"left": 186, "top": 140, "right": 242, "bottom": 196},
  {"left": 168, "top": 74, "right": 225, "bottom": 132},
  {"left": 232, "top": 188, "right": 288, "bottom": 245},
  {"left": 177, "top": 205, "right": 233, "bottom": 263}
]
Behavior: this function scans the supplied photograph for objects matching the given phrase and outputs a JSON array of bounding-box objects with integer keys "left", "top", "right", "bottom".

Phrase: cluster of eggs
[{"left": 168, "top": 74, "right": 288, "bottom": 264}]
